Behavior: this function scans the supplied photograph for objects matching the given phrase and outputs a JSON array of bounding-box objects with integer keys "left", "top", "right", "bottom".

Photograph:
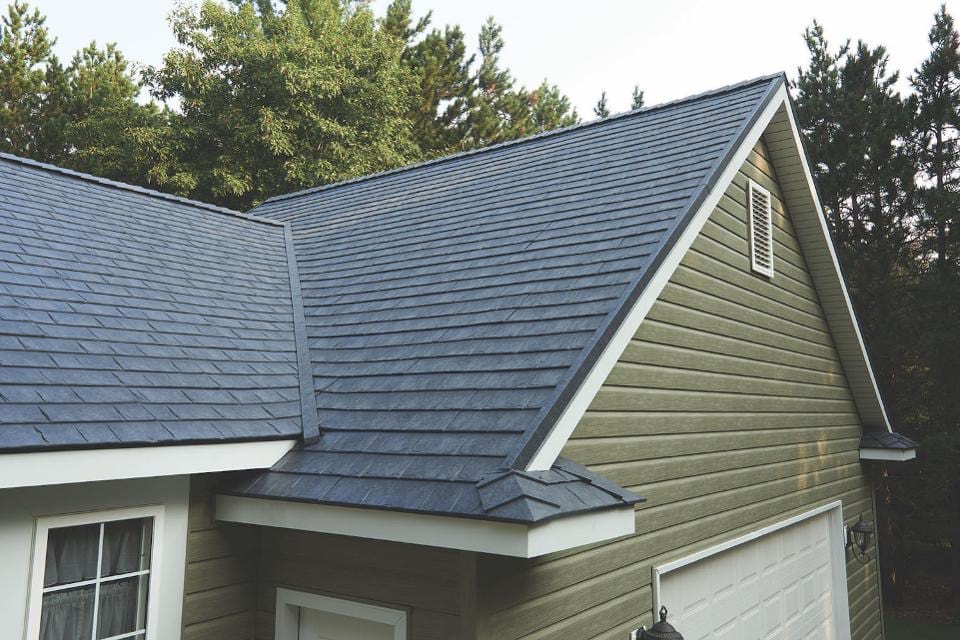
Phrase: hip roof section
[{"left": 0, "top": 154, "right": 306, "bottom": 449}]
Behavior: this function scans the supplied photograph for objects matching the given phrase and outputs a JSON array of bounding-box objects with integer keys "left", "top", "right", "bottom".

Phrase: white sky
[{"left": 32, "top": 0, "right": 960, "bottom": 117}]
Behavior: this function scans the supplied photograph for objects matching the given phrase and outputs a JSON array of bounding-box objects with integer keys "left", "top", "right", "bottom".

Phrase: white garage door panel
[{"left": 659, "top": 511, "right": 844, "bottom": 640}]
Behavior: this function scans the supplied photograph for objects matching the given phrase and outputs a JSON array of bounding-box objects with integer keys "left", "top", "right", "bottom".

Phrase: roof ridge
[
  {"left": 0, "top": 152, "right": 283, "bottom": 227},
  {"left": 257, "top": 72, "right": 786, "bottom": 208}
]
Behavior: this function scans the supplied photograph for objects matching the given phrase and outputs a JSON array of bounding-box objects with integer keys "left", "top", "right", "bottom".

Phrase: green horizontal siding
[
  {"left": 182, "top": 474, "right": 259, "bottom": 640},
  {"left": 253, "top": 529, "right": 467, "bottom": 640},
  {"left": 477, "top": 138, "right": 884, "bottom": 640}
]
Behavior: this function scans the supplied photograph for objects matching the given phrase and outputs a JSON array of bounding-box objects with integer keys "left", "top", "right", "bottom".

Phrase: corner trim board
[
  {"left": 0, "top": 440, "right": 297, "bottom": 489},
  {"left": 214, "top": 495, "right": 636, "bottom": 558}
]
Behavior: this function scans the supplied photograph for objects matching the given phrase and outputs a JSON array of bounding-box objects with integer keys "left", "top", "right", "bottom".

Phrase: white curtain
[
  {"left": 43, "top": 525, "right": 98, "bottom": 587},
  {"left": 96, "top": 579, "right": 141, "bottom": 638},
  {"left": 40, "top": 587, "right": 94, "bottom": 640},
  {"left": 101, "top": 519, "right": 145, "bottom": 577},
  {"left": 40, "top": 519, "right": 150, "bottom": 640}
]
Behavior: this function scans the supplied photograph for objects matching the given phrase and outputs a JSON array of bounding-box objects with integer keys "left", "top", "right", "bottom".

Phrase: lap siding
[
  {"left": 183, "top": 473, "right": 259, "bottom": 640},
  {"left": 476, "top": 138, "right": 883, "bottom": 640},
  {"left": 253, "top": 529, "right": 465, "bottom": 640}
]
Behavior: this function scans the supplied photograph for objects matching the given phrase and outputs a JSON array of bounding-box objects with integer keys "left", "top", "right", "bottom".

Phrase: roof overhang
[
  {"left": 859, "top": 447, "right": 917, "bottom": 462},
  {"left": 0, "top": 439, "right": 297, "bottom": 489},
  {"left": 523, "top": 81, "right": 898, "bottom": 471},
  {"left": 215, "top": 493, "right": 636, "bottom": 557}
]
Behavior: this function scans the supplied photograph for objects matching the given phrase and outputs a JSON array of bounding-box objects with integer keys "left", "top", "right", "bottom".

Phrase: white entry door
[
  {"left": 275, "top": 588, "right": 407, "bottom": 640},
  {"left": 656, "top": 504, "right": 851, "bottom": 640},
  {"left": 299, "top": 606, "right": 396, "bottom": 640}
]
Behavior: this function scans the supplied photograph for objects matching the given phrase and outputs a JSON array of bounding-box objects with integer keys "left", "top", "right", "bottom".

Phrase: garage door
[{"left": 656, "top": 506, "right": 850, "bottom": 640}]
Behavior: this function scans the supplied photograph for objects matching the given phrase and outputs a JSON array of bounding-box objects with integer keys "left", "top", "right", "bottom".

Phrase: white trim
[
  {"left": 652, "top": 501, "right": 852, "bottom": 640},
  {"left": 25, "top": 504, "right": 165, "bottom": 640},
  {"left": 859, "top": 447, "right": 917, "bottom": 462},
  {"left": 525, "top": 86, "right": 791, "bottom": 471},
  {"left": 0, "top": 439, "right": 296, "bottom": 489},
  {"left": 747, "top": 179, "right": 775, "bottom": 277},
  {"left": 275, "top": 588, "right": 407, "bottom": 640},
  {"left": 215, "top": 494, "right": 635, "bottom": 558}
]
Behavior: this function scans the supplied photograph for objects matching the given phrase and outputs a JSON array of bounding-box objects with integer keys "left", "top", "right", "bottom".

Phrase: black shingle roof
[
  {"left": 219, "top": 74, "right": 786, "bottom": 522},
  {"left": 0, "top": 153, "right": 312, "bottom": 448},
  {"left": 860, "top": 429, "right": 918, "bottom": 450}
]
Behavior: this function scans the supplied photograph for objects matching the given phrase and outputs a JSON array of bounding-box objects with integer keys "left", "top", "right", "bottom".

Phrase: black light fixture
[
  {"left": 846, "top": 514, "right": 874, "bottom": 564},
  {"left": 637, "top": 606, "right": 684, "bottom": 640}
]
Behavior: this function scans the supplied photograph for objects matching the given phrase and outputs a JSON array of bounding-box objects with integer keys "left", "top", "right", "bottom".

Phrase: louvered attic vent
[{"left": 748, "top": 180, "right": 774, "bottom": 277}]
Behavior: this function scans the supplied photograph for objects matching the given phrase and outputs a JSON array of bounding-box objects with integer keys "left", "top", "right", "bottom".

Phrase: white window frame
[
  {"left": 748, "top": 179, "right": 775, "bottom": 278},
  {"left": 275, "top": 588, "right": 407, "bottom": 640},
  {"left": 25, "top": 504, "right": 165, "bottom": 640},
  {"left": 652, "top": 500, "right": 852, "bottom": 640}
]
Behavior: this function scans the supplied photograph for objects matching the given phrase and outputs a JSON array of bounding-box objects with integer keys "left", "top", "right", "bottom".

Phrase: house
[{"left": 0, "top": 72, "right": 918, "bottom": 640}]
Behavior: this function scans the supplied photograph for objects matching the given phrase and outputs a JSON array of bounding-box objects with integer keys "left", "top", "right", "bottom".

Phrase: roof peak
[
  {"left": 258, "top": 72, "right": 785, "bottom": 208},
  {"left": 0, "top": 152, "right": 283, "bottom": 227}
]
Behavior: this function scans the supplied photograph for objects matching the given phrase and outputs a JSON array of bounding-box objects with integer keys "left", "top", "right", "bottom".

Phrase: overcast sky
[{"left": 32, "top": 0, "right": 960, "bottom": 117}]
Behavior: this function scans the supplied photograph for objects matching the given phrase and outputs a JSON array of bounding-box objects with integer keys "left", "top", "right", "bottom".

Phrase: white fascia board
[
  {"left": 0, "top": 439, "right": 296, "bottom": 489},
  {"left": 778, "top": 100, "right": 893, "bottom": 433},
  {"left": 215, "top": 494, "right": 635, "bottom": 558},
  {"left": 859, "top": 448, "right": 917, "bottom": 462},
  {"left": 525, "top": 86, "right": 792, "bottom": 471}
]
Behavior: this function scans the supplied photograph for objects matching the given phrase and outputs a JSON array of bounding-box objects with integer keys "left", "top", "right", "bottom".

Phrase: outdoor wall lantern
[
  {"left": 846, "top": 514, "right": 874, "bottom": 564},
  {"left": 635, "top": 606, "right": 684, "bottom": 640}
]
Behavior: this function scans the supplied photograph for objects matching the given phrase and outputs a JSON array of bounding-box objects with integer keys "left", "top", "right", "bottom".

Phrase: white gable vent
[{"left": 748, "top": 180, "right": 774, "bottom": 277}]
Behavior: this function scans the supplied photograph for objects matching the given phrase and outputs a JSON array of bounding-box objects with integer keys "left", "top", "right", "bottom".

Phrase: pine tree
[
  {"left": 593, "top": 90, "right": 610, "bottom": 118},
  {"left": 795, "top": 22, "right": 925, "bottom": 610},
  {"left": 465, "top": 17, "right": 532, "bottom": 146},
  {"left": 912, "top": 4, "right": 960, "bottom": 277},
  {"left": 528, "top": 80, "right": 578, "bottom": 133},
  {"left": 0, "top": 1, "right": 57, "bottom": 156},
  {"left": 0, "top": 2, "right": 161, "bottom": 184},
  {"left": 382, "top": 0, "right": 474, "bottom": 156},
  {"left": 631, "top": 85, "right": 645, "bottom": 109},
  {"left": 910, "top": 8, "right": 960, "bottom": 606}
]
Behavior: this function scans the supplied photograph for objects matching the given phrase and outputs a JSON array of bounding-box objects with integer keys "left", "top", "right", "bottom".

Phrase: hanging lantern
[
  {"left": 638, "top": 606, "right": 684, "bottom": 640},
  {"left": 847, "top": 514, "right": 874, "bottom": 563}
]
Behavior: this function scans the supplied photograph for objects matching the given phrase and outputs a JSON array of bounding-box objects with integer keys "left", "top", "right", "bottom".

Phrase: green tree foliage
[
  {"left": 593, "top": 90, "right": 610, "bottom": 118},
  {"left": 795, "top": 8, "right": 960, "bottom": 612},
  {"left": 57, "top": 43, "right": 163, "bottom": 183},
  {"left": 631, "top": 85, "right": 645, "bottom": 109},
  {"left": 465, "top": 17, "right": 532, "bottom": 146},
  {"left": 912, "top": 5, "right": 960, "bottom": 276},
  {"left": 1, "top": 0, "right": 579, "bottom": 204},
  {"left": 0, "top": 1, "right": 60, "bottom": 156},
  {"left": 528, "top": 80, "right": 578, "bottom": 133},
  {"left": 0, "top": 1, "right": 161, "bottom": 183},
  {"left": 142, "top": 0, "right": 419, "bottom": 209},
  {"left": 382, "top": 0, "right": 472, "bottom": 155}
]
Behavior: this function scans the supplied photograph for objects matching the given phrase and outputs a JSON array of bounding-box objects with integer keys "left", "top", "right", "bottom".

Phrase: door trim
[
  {"left": 652, "top": 500, "right": 852, "bottom": 640},
  {"left": 275, "top": 588, "right": 408, "bottom": 640}
]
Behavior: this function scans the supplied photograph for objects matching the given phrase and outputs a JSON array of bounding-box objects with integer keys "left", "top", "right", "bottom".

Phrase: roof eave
[{"left": 214, "top": 492, "right": 636, "bottom": 557}]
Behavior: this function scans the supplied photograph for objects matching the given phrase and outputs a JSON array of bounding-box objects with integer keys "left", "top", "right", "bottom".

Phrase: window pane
[
  {"left": 40, "top": 584, "right": 94, "bottom": 640},
  {"left": 44, "top": 525, "right": 100, "bottom": 587},
  {"left": 101, "top": 518, "right": 151, "bottom": 577},
  {"left": 96, "top": 575, "right": 149, "bottom": 639}
]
